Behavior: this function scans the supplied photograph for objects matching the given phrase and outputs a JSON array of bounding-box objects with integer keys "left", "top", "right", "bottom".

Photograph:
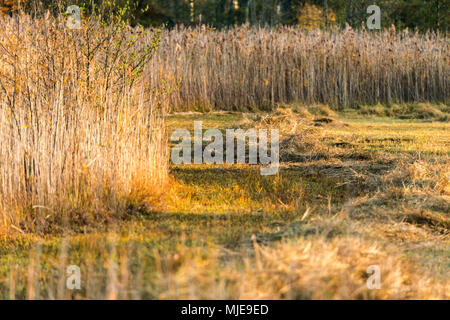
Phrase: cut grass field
[{"left": 0, "top": 104, "right": 448, "bottom": 299}]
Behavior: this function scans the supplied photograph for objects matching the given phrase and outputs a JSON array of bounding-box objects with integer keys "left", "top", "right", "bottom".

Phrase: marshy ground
[{"left": 0, "top": 103, "right": 448, "bottom": 299}]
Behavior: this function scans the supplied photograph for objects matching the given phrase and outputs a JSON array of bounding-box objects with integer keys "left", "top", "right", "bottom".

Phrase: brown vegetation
[
  {"left": 0, "top": 11, "right": 448, "bottom": 300},
  {"left": 0, "top": 14, "right": 168, "bottom": 233},
  {"left": 148, "top": 26, "right": 449, "bottom": 111}
]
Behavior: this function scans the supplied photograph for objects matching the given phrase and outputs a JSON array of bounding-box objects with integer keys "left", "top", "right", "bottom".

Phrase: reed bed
[
  {"left": 148, "top": 26, "right": 449, "bottom": 111},
  {"left": 0, "top": 14, "right": 168, "bottom": 233}
]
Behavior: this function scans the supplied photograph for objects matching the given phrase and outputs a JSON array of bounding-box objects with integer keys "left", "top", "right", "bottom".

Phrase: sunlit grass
[{"left": 0, "top": 107, "right": 448, "bottom": 299}]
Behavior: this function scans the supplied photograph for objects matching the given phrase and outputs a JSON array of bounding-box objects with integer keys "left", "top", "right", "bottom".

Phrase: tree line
[{"left": 0, "top": 0, "right": 448, "bottom": 31}]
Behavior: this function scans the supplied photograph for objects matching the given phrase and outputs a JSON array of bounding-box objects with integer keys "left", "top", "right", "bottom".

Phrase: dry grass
[
  {"left": 2, "top": 100, "right": 447, "bottom": 299},
  {"left": 0, "top": 13, "right": 168, "bottom": 233},
  {"left": 226, "top": 238, "right": 447, "bottom": 300},
  {"left": 0, "top": 12, "right": 448, "bottom": 300},
  {"left": 356, "top": 102, "right": 450, "bottom": 121},
  {"left": 148, "top": 26, "right": 449, "bottom": 111},
  {"left": 1, "top": 233, "right": 446, "bottom": 299}
]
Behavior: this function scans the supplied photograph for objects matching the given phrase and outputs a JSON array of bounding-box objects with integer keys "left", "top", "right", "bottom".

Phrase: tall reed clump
[
  {"left": 148, "top": 26, "right": 449, "bottom": 111},
  {"left": 0, "top": 13, "right": 168, "bottom": 233}
]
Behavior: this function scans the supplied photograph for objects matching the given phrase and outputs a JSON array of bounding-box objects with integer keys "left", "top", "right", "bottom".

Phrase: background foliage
[{"left": 0, "top": 0, "right": 448, "bottom": 31}]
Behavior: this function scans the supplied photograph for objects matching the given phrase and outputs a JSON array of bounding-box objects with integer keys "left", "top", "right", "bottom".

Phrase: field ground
[{"left": 0, "top": 104, "right": 448, "bottom": 299}]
